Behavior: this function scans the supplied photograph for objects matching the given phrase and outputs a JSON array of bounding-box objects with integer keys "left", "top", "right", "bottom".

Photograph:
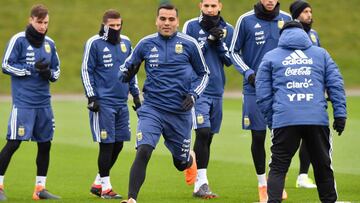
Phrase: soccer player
[
  {"left": 120, "top": 3, "right": 209, "bottom": 203},
  {"left": 81, "top": 9, "right": 140, "bottom": 199},
  {"left": 0, "top": 4, "right": 60, "bottom": 200},
  {"left": 229, "top": 0, "right": 291, "bottom": 201},
  {"left": 182, "top": 0, "right": 233, "bottom": 198},
  {"left": 256, "top": 20, "right": 347, "bottom": 203},
  {"left": 290, "top": 0, "right": 320, "bottom": 189}
]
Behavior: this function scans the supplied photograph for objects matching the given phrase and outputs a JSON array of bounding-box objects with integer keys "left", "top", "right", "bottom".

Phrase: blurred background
[{"left": 0, "top": 0, "right": 359, "bottom": 94}]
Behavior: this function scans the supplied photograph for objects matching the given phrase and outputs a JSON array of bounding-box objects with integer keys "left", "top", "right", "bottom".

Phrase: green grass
[
  {"left": 0, "top": 97, "right": 359, "bottom": 202},
  {"left": 0, "top": 0, "right": 360, "bottom": 94}
]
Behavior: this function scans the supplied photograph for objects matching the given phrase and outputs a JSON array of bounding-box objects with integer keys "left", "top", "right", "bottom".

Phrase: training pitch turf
[{"left": 0, "top": 97, "right": 359, "bottom": 202}]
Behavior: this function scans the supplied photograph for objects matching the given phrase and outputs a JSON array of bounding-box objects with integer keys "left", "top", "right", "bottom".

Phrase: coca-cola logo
[{"left": 285, "top": 67, "right": 312, "bottom": 76}]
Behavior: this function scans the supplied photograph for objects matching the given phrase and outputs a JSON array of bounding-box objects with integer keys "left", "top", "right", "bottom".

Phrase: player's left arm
[
  {"left": 48, "top": 44, "right": 60, "bottom": 82},
  {"left": 324, "top": 50, "right": 347, "bottom": 118}
]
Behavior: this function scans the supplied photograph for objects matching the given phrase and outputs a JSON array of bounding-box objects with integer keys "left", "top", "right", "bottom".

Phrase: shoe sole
[
  {"left": 193, "top": 193, "right": 219, "bottom": 199},
  {"left": 194, "top": 195, "right": 218, "bottom": 199},
  {"left": 296, "top": 183, "right": 317, "bottom": 189},
  {"left": 101, "top": 195, "right": 122, "bottom": 199},
  {"left": 90, "top": 192, "right": 101, "bottom": 197}
]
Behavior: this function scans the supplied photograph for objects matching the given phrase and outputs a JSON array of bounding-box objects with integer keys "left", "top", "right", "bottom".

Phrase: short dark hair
[
  {"left": 289, "top": 0, "right": 311, "bottom": 20},
  {"left": 102, "top": 9, "right": 121, "bottom": 23},
  {"left": 157, "top": 3, "right": 178, "bottom": 17},
  {"left": 30, "top": 4, "right": 48, "bottom": 19}
]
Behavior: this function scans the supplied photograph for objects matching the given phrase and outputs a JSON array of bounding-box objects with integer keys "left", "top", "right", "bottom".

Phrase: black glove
[
  {"left": 248, "top": 73, "right": 256, "bottom": 87},
  {"left": 333, "top": 117, "right": 346, "bottom": 136},
  {"left": 132, "top": 95, "right": 141, "bottom": 111},
  {"left": 87, "top": 96, "right": 100, "bottom": 112},
  {"left": 35, "top": 58, "right": 51, "bottom": 80},
  {"left": 207, "top": 27, "right": 224, "bottom": 45},
  {"left": 181, "top": 94, "right": 195, "bottom": 111},
  {"left": 122, "top": 63, "right": 140, "bottom": 83}
]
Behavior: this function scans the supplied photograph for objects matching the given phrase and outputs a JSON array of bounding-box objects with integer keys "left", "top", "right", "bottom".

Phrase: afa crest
[
  {"left": 278, "top": 20, "right": 285, "bottom": 29},
  {"left": 244, "top": 116, "right": 250, "bottom": 127},
  {"left": 137, "top": 132, "right": 143, "bottom": 141},
  {"left": 121, "top": 43, "right": 127, "bottom": 53},
  {"left": 100, "top": 130, "right": 107, "bottom": 139},
  {"left": 197, "top": 114, "right": 204, "bottom": 125},
  {"left": 175, "top": 44, "right": 183, "bottom": 54},
  {"left": 222, "top": 28, "right": 227, "bottom": 38},
  {"left": 44, "top": 42, "right": 51, "bottom": 53},
  {"left": 310, "top": 33, "right": 317, "bottom": 43},
  {"left": 18, "top": 126, "right": 25, "bottom": 136}
]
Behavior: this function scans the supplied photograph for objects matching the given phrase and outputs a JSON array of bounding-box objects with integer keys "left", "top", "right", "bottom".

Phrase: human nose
[
  {"left": 207, "top": 7, "right": 213, "bottom": 14},
  {"left": 41, "top": 23, "right": 47, "bottom": 30}
]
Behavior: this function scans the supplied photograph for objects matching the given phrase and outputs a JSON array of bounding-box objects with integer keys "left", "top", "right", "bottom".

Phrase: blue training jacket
[
  {"left": 2, "top": 32, "right": 60, "bottom": 108},
  {"left": 230, "top": 9, "right": 291, "bottom": 95},
  {"left": 120, "top": 32, "right": 210, "bottom": 114},
  {"left": 255, "top": 27, "right": 347, "bottom": 129},
  {"left": 182, "top": 16, "right": 233, "bottom": 98},
  {"left": 81, "top": 34, "right": 140, "bottom": 107}
]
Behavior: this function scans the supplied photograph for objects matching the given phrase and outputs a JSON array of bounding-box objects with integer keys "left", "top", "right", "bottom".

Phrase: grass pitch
[{"left": 0, "top": 97, "right": 359, "bottom": 202}]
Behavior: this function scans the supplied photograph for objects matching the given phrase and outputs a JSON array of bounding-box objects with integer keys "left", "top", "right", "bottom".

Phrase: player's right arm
[
  {"left": 81, "top": 37, "right": 98, "bottom": 98},
  {"left": 2, "top": 35, "right": 33, "bottom": 77},
  {"left": 182, "top": 19, "right": 210, "bottom": 54},
  {"left": 127, "top": 45, "right": 141, "bottom": 97},
  {"left": 229, "top": 15, "right": 255, "bottom": 80},
  {"left": 189, "top": 38, "right": 210, "bottom": 99},
  {"left": 119, "top": 39, "right": 145, "bottom": 82}
]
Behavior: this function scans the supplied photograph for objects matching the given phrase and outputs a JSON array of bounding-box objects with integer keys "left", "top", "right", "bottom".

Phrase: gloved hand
[
  {"left": 87, "top": 96, "right": 100, "bottom": 112},
  {"left": 248, "top": 73, "right": 256, "bottom": 87},
  {"left": 207, "top": 27, "right": 224, "bottom": 45},
  {"left": 122, "top": 63, "right": 140, "bottom": 83},
  {"left": 35, "top": 58, "right": 51, "bottom": 80},
  {"left": 333, "top": 117, "right": 346, "bottom": 136},
  {"left": 132, "top": 95, "right": 141, "bottom": 111},
  {"left": 181, "top": 94, "right": 195, "bottom": 111}
]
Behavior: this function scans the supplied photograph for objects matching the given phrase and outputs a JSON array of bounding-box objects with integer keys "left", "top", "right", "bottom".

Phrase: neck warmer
[
  {"left": 301, "top": 20, "right": 312, "bottom": 33},
  {"left": 199, "top": 12, "right": 221, "bottom": 31},
  {"left": 25, "top": 24, "right": 46, "bottom": 48},
  {"left": 99, "top": 24, "right": 121, "bottom": 45},
  {"left": 254, "top": 2, "right": 280, "bottom": 21}
]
